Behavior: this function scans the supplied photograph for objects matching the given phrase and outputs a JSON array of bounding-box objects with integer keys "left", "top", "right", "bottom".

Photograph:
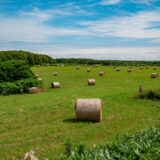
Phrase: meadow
[{"left": 0, "top": 65, "right": 159, "bottom": 160}]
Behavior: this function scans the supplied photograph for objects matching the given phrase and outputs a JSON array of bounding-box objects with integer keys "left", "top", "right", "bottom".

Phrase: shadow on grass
[{"left": 63, "top": 118, "right": 97, "bottom": 124}]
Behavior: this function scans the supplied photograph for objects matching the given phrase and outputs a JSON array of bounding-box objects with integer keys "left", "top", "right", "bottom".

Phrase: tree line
[
  {"left": 0, "top": 50, "right": 160, "bottom": 66},
  {"left": 0, "top": 50, "right": 55, "bottom": 65}
]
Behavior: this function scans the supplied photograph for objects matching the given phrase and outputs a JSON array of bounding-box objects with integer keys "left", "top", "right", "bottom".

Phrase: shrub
[
  {"left": 135, "top": 89, "right": 160, "bottom": 100},
  {"left": 61, "top": 127, "right": 160, "bottom": 160},
  {"left": 0, "top": 60, "right": 34, "bottom": 83},
  {"left": 0, "top": 78, "right": 43, "bottom": 95}
]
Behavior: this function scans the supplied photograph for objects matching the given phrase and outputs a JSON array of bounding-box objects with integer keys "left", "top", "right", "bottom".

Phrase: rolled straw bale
[
  {"left": 51, "top": 82, "right": 60, "bottom": 88},
  {"left": 153, "top": 67, "right": 157, "bottom": 70},
  {"left": 38, "top": 78, "right": 42, "bottom": 81},
  {"left": 87, "top": 68, "right": 91, "bottom": 72},
  {"left": 92, "top": 65, "right": 96, "bottom": 68},
  {"left": 88, "top": 79, "right": 95, "bottom": 85},
  {"left": 29, "top": 87, "right": 41, "bottom": 94},
  {"left": 34, "top": 74, "right": 39, "bottom": 78},
  {"left": 151, "top": 73, "right": 158, "bottom": 78},
  {"left": 140, "top": 66, "right": 144, "bottom": 69},
  {"left": 127, "top": 69, "right": 132, "bottom": 72},
  {"left": 75, "top": 98, "right": 102, "bottom": 122},
  {"left": 84, "top": 64, "right": 87, "bottom": 67},
  {"left": 99, "top": 72, "right": 104, "bottom": 76},
  {"left": 95, "top": 64, "right": 99, "bottom": 67},
  {"left": 53, "top": 72, "right": 58, "bottom": 76},
  {"left": 76, "top": 66, "right": 80, "bottom": 70},
  {"left": 116, "top": 68, "right": 120, "bottom": 72}
]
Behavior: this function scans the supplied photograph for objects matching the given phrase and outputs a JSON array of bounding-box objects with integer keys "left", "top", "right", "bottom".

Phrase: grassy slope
[{"left": 0, "top": 66, "right": 159, "bottom": 160}]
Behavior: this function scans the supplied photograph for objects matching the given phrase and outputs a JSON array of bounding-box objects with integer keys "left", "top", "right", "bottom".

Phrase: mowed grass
[{"left": 0, "top": 66, "right": 159, "bottom": 160}]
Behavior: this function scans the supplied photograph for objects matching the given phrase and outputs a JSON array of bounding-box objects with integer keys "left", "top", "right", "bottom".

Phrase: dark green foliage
[
  {"left": 0, "top": 78, "right": 43, "bottom": 95},
  {"left": 0, "top": 60, "right": 34, "bottom": 83},
  {"left": 56, "top": 58, "right": 160, "bottom": 66},
  {"left": 0, "top": 50, "right": 56, "bottom": 65},
  {"left": 61, "top": 127, "right": 160, "bottom": 160},
  {"left": 135, "top": 89, "right": 160, "bottom": 100}
]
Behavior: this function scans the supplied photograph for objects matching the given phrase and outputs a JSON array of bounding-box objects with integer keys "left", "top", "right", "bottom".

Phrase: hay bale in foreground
[
  {"left": 151, "top": 73, "right": 158, "bottom": 78},
  {"left": 53, "top": 72, "right": 58, "bottom": 76},
  {"left": 127, "top": 69, "right": 132, "bottom": 72},
  {"left": 51, "top": 82, "right": 60, "bottom": 88},
  {"left": 116, "top": 68, "right": 120, "bottom": 72},
  {"left": 87, "top": 68, "right": 91, "bottom": 72},
  {"left": 76, "top": 66, "right": 80, "bottom": 70},
  {"left": 29, "top": 87, "right": 41, "bottom": 94},
  {"left": 153, "top": 67, "right": 157, "bottom": 70},
  {"left": 99, "top": 72, "right": 104, "bottom": 76},
  {"left": 88, "top": 79, "right": 95, "bottom": 85},
  {"left": 75, "top": 98, "right": 102, "bottom": 122},
  {"left": 34, "top": 74, "right": 39, "bottom": 78}
]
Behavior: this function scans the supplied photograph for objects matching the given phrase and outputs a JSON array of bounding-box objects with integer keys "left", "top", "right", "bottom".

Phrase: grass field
[{"left": 0, "top": 65, "right": 159, "bottom": 160}]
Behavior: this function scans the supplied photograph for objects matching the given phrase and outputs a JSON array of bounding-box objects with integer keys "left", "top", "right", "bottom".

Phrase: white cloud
[
  {"left": 131, "top": 0, "right": 156, "bottom": 5},
  {"left": 79, "top": 11, "right": 160, "bottom": 39},
  {"left": 99, "top": 0, "right": 121, "bottom": 5},
  {"left": 0, "top": 7, "right": 89, "bottom": 42}
]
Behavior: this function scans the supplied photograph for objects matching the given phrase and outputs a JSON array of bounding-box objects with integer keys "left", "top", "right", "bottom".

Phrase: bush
[
  {"left": 0, "top": 78, "right": 43, "bottom": 95},
  {"left": 0, "top": 50, "right": 55, "bottom": 65},
  {"left": 0, "top": 60, "right": 34, "bottom": 83},
  {"left": 61, "top": 127, "right": 160, "bottom": 160},
  {"left": 135, "top": 89, "right": 160, "bottom": 100}
]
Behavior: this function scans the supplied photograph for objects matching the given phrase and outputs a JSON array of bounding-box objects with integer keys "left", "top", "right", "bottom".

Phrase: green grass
[{"left": 0, "top": 66, "right": 159, "bottom": 160}]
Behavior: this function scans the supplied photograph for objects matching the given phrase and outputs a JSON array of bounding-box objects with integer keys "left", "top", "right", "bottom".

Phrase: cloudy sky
[{"left": 0, "top": 0, "right": 160, "bottom": 60}]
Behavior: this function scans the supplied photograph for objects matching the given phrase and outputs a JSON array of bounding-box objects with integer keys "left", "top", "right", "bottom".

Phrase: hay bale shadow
[{"left": 63, "top": 118, "right": 97, "bottom": 123}]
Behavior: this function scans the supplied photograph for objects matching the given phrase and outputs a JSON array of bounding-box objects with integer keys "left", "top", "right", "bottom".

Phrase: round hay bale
[
  {"left": 116, "top": 68, "right": 120, "bottom": 72},
  {"left": 51, "top": 82, "right": 60, "bottom": 88},
  {"left": 37, "top": 65, "right": 40, "bottom": 68},
  {"left": 99, "top": 72, "right": 104, "bottom": 76},
  {"left": 153, "top": 67, "right": 157, "bottom": 70},
  {"left": 53, "top": 72, "right": 58, "bottom": 76},
  {"left": 140, "top": 66, "right": 144, "bottom": 69},
  {"left": 88, "top": 79, "right": 95, "bottom": 85},
  {"left": 84, "top": 64, "right": 87, "bottom": 67},
  {"left": 87, "top": 68, "right": 91, "bottom": 72},
  {"left": 151, "top": 73, "right": 158, "bottom": 78},
  {"left": 95, "top": 64, "right": 99, "bottom": 67},
  {"left": 75, "top": 98, "right": 102, "bottom": 122},
  {"left": 76, "top": 66, "right": 80, "bottom": 70},
  {"left": 127, "top": 69, "right": 132, "bottom": 72},
  {"left": 38, "top": 78, "right": 42, "bottom": 81},
  {"left": 29, "top": 87, "right": 41, "bottom": 94},
  {"left": 34, "top": 74, "right": 39, "bottom": 78}
]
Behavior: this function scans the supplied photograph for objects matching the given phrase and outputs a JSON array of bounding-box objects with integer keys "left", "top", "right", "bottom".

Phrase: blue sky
[{"left": 0, "top": 0, "right": 160, "bottom": 60}]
